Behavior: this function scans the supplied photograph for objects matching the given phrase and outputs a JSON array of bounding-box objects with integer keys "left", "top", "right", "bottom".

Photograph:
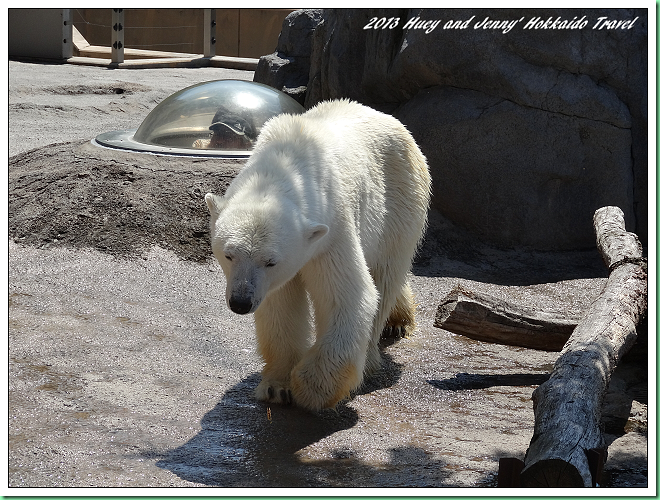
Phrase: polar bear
[{"left": 205, "top": 99, "right": 431, "bottom": 411}]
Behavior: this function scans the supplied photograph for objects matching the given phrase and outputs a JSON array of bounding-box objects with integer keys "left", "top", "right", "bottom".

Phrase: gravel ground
[{"left": 7, "top": 60, "right": 650, "bottom": 492}]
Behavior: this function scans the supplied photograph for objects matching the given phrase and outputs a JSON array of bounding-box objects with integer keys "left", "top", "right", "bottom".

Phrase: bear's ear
[
  {"left": 205, "top": 193, "right": 226, "bottom": 218},
  {"left": 306, "top": 222, "right": 329, "bottom": 244}
]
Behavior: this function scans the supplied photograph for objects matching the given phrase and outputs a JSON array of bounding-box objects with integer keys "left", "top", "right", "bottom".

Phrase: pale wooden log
[
  {"left": 520, "top": 206, "right": 647, "bottom": 487},
  {"left": 593, "top": 205, "right": 647, "bottom": 270},
  {"left": 434, "top": 286, "right": 578, "bottom": 351}
]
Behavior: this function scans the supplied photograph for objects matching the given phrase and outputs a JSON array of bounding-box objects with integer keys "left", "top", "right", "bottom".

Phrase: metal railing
[{"left": 75, "top": 8, "right": 218, "bottom": 63}]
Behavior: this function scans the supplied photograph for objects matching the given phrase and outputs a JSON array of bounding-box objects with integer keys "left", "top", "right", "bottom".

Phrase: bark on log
[
  {"left": 520, "top": 206, "right": 647, "bottom": 487},
  {"left": 434, "top": 286, "right": 579, "bottom": 351}
]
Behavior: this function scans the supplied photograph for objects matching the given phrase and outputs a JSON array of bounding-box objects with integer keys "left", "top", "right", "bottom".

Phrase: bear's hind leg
[
  {"left": 254, "top": 273, "right": 312, "bottom": 405},
  {"left": 383, "top": 281, "right": 416, "bottom": 339},
  {"left": 365, "top": 271, "right": 417, "bottom": 376}
]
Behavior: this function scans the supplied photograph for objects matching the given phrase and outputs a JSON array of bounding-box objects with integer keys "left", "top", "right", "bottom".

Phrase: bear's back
[{"left": 257, "top": 99, "right": 389, "bottom": 151}]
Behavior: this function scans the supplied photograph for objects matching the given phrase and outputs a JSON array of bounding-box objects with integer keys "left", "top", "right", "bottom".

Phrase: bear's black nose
[{"left": 229, "top": 297, "right": 253, "bottom": 315}]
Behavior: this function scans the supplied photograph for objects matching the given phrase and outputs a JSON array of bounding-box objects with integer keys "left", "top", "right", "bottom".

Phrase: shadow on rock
[
  {"left": 412, "top": 210, "right": 609, "bottom": 285},
  {"left": 428, "top": 372, "right": 550, "bottom": 391}
]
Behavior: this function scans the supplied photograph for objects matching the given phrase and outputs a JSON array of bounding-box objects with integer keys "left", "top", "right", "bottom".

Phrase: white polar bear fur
[{"left": 205, "top": 99, "right": 431, "bottom": 410}]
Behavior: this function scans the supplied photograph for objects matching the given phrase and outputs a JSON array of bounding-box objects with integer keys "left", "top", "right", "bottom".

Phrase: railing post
[
  {"left": 111, "top": 8, "right": 124, "bottom": 63},
  {"left": 62, "top": 9, "right": 73, "bottom": 59},
  {"left": 204, "top": 8, "right": 216, "bottom": 58}
]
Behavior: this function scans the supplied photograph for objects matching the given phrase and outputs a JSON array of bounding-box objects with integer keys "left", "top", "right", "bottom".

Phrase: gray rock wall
[
  {"left": 255, "top": 8, "right": 648, "bottom": 250},
  {"left": 253, "top": 9, "right": 324, "bottom": 105}
]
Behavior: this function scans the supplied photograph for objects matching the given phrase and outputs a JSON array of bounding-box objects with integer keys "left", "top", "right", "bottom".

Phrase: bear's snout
[
  {"left": 228, "top": 295, "right": 254, "bottom": 315},
  {"left": 225, "top": 263, "right": 263, "bottom": 315}
]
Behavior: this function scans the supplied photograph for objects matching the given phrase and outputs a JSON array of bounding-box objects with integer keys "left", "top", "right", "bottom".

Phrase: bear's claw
[{"left": 280, "top": 388, "right": 292, "bottom": 405}]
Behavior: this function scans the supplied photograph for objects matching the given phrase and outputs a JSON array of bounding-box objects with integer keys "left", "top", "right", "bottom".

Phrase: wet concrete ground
[
  {"left": 8, "top": 242, "right": 649, "bottom": 490},
  {"left": 5, "top": 241, "right": 601, "bottom": 488},
  {"left": 7, "top": 60, "right": 650, "bottom": 491}
]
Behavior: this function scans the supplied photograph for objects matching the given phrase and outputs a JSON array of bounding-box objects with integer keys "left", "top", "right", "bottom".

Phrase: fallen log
[
  {"left": 434, "top": 286, "right": 579, "bottom": 351},
  {"left": 520, "top": 206, "right": 647, "bottom": 487}
]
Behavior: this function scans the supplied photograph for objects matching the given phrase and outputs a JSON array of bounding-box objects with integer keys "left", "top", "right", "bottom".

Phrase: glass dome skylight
[{"left": 94, "top": 80, "right": 305, "bottom": 157}]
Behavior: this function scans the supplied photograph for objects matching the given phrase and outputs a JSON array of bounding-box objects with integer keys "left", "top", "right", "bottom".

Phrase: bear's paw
[
  {"left": 290, "top": 361, "right": 359, "bottom": 411},
  {"left": 255, "top": 379, "right": 294, "bottom": 405}
]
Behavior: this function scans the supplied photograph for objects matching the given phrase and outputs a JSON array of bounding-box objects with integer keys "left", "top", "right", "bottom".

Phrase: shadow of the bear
[
  {"left": 153, "top": 350, "right": 412, "bottom": 486},
  {"left": 355, "top": 350, "right": 403, "bottom": 397},
  {"left": 154, "top": 373, "right": 357, "bottom": 486},
  {"left": 153, "top": 371, "right": 490, "bottom": 487}
]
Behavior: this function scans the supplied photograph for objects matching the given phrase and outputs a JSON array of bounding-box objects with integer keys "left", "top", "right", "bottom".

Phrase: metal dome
[{"left": 93, "top": 80, "right": 305, "bottom": 157}]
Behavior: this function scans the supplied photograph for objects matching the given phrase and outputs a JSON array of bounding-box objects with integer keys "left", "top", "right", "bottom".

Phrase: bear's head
[{"left": 205, "top": 192, "right": 328, "bottom": 314}]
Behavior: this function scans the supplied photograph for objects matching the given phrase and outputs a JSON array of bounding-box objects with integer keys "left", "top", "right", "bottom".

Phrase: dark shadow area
[
  {"left": 601, "top": 341, "right": 648, "bottom": 438},
  {"left": 154, "top": 373, "right": 359, "bottom": 486},
  {"left": 600, "top": 351, "right": 648, "bottom": 489},
  {"left": 601, "top": 452, "right": 649, "bottom": 488},
  {"left": 356, "top": 351, "right": 403, "bottom": 396},
  {"left": 9, "top": 56, "right": 71, "bottom": 65},
  {"left": 151, "top": 372, "right": 493, "bottom": 487},
  {"left": 413, "top": 210, "right": 609, "bottom": 285},
  {"left": 428, "top": 372, "right": 551, "bottom": 391}
]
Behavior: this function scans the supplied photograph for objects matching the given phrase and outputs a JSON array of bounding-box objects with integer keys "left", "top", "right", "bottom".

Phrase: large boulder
[
  {"left": 253, "top": 9, "right": 323, "bottom": 105},
  {"left": 255, "top": 8, "right": 648, "bottom": 250},
  {"left": 397, "top": 86, "right": 633, "bottom": 249}
]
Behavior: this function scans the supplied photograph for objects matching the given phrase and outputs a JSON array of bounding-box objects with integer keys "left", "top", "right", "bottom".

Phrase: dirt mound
[
  {"left": 44, "top": 82, "right": 152, "bottom": 95},
  {"left": 9, "top": 140, "right": 244, "bottom": 262}
]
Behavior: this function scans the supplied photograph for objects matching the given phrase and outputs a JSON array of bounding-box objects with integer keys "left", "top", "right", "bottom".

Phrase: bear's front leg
[
  {"left": 292, "top": 251, "right": 379, "bottom": 410},
  {"left": 254, "top": 273, "right": 312, "bottom": 405}
]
